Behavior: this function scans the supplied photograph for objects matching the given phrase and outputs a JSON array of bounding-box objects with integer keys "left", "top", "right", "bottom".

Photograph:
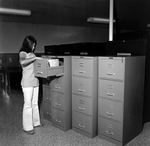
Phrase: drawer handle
[
  {"left": 107, "top": 72, "right": 115, "bottom": 76},
  {"left": 79, "top": 89, "right": 85, "bottom": 92},
  {"left": 106, "top": 112, "right": 114, "bottom": 116},
  {"left": 55, "top": 103, "right": 61, "bottom": 106},
  {"left": 79, "top": 107, "right": 85, "bottom": 111},
  {"left": 106, "top": 130, "right": 113, "bottom": 135},
  {"left": 79, "top": 70, "right": 85, "bottom": 74},
  {"left": 46, "top": 98, "right": 51, "bottom": 101},
  {"left": 55, "top": 86, "right": 60, "bottom": 89},
  {"left": 56, "top": 119, "right": 61, "bottom": 123},
  {"left": 79, "top": 124, "right": 85, "bottom": 128},
  {"left": 107, "top": 93, "right": 114, "bottom": 96},
  {"left": 37, "top": 71, "right": 43, "bottom": 74}
]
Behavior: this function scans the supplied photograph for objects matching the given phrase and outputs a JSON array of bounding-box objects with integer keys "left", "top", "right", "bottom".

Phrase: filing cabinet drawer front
[
  {"left": 73, "top": 111, "right": 92, "bottom": 134},
  {"left": 72, "top": 76, "right": 92, "bottom": 96},
  {"left": 52, "top": 108, "right": 65, "bottom": 127},
  {"left": 51, "top": 91, "right": 65, "bottom": 110},
  {"left": 99, "top": 79, "right": 124, "bottom": 101},
  {"left": 99, "top": 117, "right": 122, "bottom": 141},
  {"left": 34, "top": 59, "right": 47, "bottom": 77},
  {"left": 43, "top": 85, "right": 51, "bottom": 102},
  {"left": 99, "top": 58, "right": 124, "bottom": 80},
  {"left": 99, "top": 98, "right": 123, "bottom": 121},
  {"left": 43, "top": 101, "right": 51, "bottom": 118},
  {"left": 72, "top": 94, "right": 92, "bottom": 115},
  {"left": 51, "top": 77, "right": 64, "bottom": 92},
  {"left": 34, "top": 68, "right": 47, "bottom": 78},
  {"left": 34, "top": 59, "right": 64, "bottom": 78},
  {"left": 72, "top": 58, "right": 93, "bottom": 77}
]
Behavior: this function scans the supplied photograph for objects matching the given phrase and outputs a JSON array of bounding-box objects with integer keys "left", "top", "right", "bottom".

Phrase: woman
[{"left": 19, "top": 36, "right": 43, "bottom": 135}]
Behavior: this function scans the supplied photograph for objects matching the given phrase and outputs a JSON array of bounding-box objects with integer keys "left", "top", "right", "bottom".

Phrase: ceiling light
[
  {"left": 87, "top": 17, "right": 115, "bottom": 24},
  {"left": 0, "top": 8, "right": 31, "bottom": 16}
]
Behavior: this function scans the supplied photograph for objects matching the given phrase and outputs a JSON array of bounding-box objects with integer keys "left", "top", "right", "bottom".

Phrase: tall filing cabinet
[
  {"left": 98, "top": 56, "right": 145, "bottom": 146},
  {"left": 42, "top": 78, "right": 52, "bottom": 121},
  {"left": 72, "top": 56, "right": 98, "bottom": 138},
  {"left": 50, "top": 56, "right": 72, "bottom": 131},
  {"left": 34, "top": 56, "right": 72, "bottom": 131}
]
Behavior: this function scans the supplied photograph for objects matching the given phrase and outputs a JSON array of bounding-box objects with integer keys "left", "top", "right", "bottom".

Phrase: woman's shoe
[
  {"left": 23, "top": 130, "right": 35, "bottom": 135},
  {"left": 34, "top": 123, "right": 44, "bottom": 128}
]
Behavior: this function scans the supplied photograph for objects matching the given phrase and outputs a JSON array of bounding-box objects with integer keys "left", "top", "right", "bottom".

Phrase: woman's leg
[
  {"left": 32, "top": 86, "right": 41, "bottom": 127},
  {"left": 22, "top": 87, "right": 34, "bottom": 131}
]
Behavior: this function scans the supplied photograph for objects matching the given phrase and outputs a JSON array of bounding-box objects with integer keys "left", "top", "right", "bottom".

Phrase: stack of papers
[{"left": 47, "top": 59, "right": 59, "bottom": 67}]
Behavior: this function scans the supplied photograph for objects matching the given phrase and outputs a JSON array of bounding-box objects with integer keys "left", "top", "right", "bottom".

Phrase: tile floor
[{"left": 0, "top": 88, "right": 150, "bottom": 146}]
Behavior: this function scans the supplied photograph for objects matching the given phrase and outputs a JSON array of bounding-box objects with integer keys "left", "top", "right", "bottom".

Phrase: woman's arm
[{"left": 19, "top": 52, "right": 36, "bottom": 67}]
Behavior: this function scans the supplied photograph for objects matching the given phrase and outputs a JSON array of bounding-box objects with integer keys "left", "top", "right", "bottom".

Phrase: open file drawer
[{"left": 34, "top": 58, "right": 64, "bottom": 78}]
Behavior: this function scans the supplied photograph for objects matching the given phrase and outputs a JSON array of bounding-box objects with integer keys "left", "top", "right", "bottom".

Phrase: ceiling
[{"left": 0, "top": 0, "right": 149, "bottom": 31}]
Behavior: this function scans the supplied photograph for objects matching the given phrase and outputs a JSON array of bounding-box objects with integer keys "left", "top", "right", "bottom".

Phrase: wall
[{"left": 0, "top": 22, "right": 109, "bottom": 53}]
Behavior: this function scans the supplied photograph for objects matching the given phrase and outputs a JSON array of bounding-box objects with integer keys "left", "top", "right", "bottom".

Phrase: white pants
[{"left": 22, "top": 86, "right": 40, "bottom": 131}]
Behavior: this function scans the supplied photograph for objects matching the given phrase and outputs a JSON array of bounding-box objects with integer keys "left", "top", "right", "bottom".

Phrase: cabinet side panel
[
  {"left": 92, "top": 57, "right": 98, "bottom": 136},
  {"left": 63, "top": 56, "right": 72, "bottom": 130},
  {"left": 123, "top": 56, "right": 145, "bottom": 145}
]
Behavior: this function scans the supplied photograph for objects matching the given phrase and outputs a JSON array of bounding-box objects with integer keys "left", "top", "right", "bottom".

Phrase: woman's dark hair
[{"left": 19, "top": 35, "right": 37, "bottom": 53}]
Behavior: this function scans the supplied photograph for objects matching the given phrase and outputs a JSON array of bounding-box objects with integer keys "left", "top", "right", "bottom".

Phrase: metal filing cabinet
[
  {"left": 98, "top": 56, "right": 145, "bottom": 146},
  {"left": 35, "top": 56, "right": 64, "bottom": 122},
  {"left": 72, "top": 56, "right": 98, "bottom": 138},
  {"left": 42, "top": 78, "right": 52, "bottom": 121},
  {"left": 35, "top": 56, "right": 72, "bottom": 131},
  {"left": 50, "top": 56, "right": 72, "bottom": 131}
]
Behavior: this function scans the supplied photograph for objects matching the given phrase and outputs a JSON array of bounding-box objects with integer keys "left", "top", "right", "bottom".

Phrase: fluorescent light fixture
[
  {"left": 87, "top": 17, "right": 115, "bottom": 24},
  {"left": 0, "top": 8, "right": 31, "bottom": 16}
]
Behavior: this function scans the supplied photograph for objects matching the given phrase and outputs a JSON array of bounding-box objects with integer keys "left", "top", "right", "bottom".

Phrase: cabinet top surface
[{"left": 99, "top": 56, "right": 145, "bottom": 60}]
